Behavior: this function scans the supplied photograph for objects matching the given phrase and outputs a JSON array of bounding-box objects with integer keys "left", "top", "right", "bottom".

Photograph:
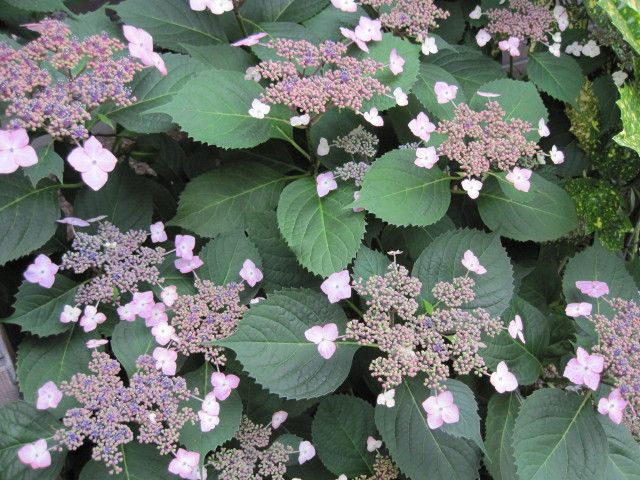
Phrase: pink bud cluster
[
  {"left": 1, "top": 19, "right": 143, "bottom": 139},
  {"left": 255, "top": 39, "right": 387, "bottom": 114},
  {"left": 169, "top": 279, "right": 247, "bottom": 363},
  {"left": 54, "top": 352, "right": 196, "bottom": 474},
  {"left": 359, "top": 0, "right": 449, "bottom": 39},
  {"left": 436, "top": 101, "right": 539, "bottom": 177},
  {"left": 484, "top": 0, "right": 555, "bottom": 43},
  {"left": 590, "top": 297, "right": 640, "bottom": 423},
  {"left": 60, "top": 222, "right": 165, "bottom": 307},
  {"left": 352, "top": 453, "right": 400, "bottom": 480},
  {"left": 209, "top": 416, "right": 296, "bottom": 480},
  {"left": 346, "top": 261, "right": 501, "bottom": 390}
]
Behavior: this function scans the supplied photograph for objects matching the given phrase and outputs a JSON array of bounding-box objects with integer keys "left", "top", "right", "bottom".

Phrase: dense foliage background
[{"left": 1, "top": 0, "right": 640, "bottom": 479}]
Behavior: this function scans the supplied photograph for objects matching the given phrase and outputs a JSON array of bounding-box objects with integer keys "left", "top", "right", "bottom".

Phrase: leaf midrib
[
  {"left": 526, "top": 393, "right": 592, "bottom": 480},
  {"left": 403, "top": 378, "right": 461, "bottom": 478}
]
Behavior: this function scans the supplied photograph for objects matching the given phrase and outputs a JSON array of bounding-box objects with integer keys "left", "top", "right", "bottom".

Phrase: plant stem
[
  {"left": 58, "top": 182, "right": 83, "bottom": 189},
  {"left": 234, "top": 8, "right": 247, "bottom": 37},
  {"left": 285, "top": 136, "right": 311, "bottom": 161},
  {"left": 629, "top": 215, "right": 640, "bottom": 259}
]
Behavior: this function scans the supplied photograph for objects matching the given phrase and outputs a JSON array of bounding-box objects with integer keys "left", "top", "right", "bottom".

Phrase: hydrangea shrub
[{"left": 0, "top": 1, "right": 639, "bottom": 479}]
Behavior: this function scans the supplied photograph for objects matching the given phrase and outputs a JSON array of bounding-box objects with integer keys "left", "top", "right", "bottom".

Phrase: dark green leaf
[
  {"left": 26, "top": 142, "right": 64, "bottom": 187},
  {"left": 311, "top": 395, "right": 376, "bottom": 476},
  {"left": 527, "top": 52, "right": 583, "bottom": 106},
  {"left": 114, "top": 0, "right": 227, "bottom": 52},
  {"left": 79, "top": 442, "right": 173, "bottom": 480},
  {"left": 484, "top": 393, "right": 519, "bottom": 480},
  {"left": 180, "top": 362, "right": 243, "bottom": 460},
  {"left": 169, "top": 162, "right": 287, "bottom": 237},
  {"left": 512, "top": 389, "right": 607, "bottom": 480},
  {"left": 0, "top": 402, "right": 66, "bottom": 480},
  {"left": 4, "top": 276, "right": 79, "bottom": 337},
  {"left": 16, "top": 326, "right": 95, "bottom": 418},
  {"left": 151, "top": 69, "right": 293, "bottom": 150},
  {"left": 240, "top": 0, "right": 329, "bottom": 23},
  {"left": 111, "top": 318, "right": 156, "bottom": 377},
  {"left": 470, "top": 79, "right": 548, "bottom": 141},
  {"left": 108, "top": 54, "right": 205, "bottom": 134},
  {"left": 0, "top": 173, "right": 59, "bottom": 265},
  {"left": 358, "top": 149, "right": 451, "bottom": 227},
  {"left": 375, "top": 376, "right": 481, "bottom": 480},
  {"left": 599, "top": 416, "right": 640, "bottom": 480},
  {"left": 425, "top": 47, "right": 505, "bottom": 98},
  {"left": 246, "top": 211, "right": 319, "bottom": 292},
  {"left": 481, "top": 297, "right": 549, "bottom": 385},
  {"left": 478, "top": 172, "right": 578, "bottom": 242},
  {"left": 219, "top": 289, "right": 358, "bottom": 399},
  {"left": 277, "top": 178, "right": 366, "bottom": 277},
  {"left": 74, "top": 166, "right": 153, "bottom": 231},
  {"left": 352, "top": 245, "right": 390, "bottom": 283}
]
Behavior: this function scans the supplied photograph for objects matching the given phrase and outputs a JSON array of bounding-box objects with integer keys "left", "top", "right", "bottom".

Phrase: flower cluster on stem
[
  {"left": 208, "top": 416, "right": 298, "bottom": 480},
  {"left": 346, "top": 260, "right": 501, "bottom": 391},
  {"left": 54, "top": 352, "right": 197, "bottom": 474},
  {"left": 254, "top": 39, "right": 387, "bottom": 115},
  {"left": 1, "top": 19, "right": 144, "bottom": 140}
]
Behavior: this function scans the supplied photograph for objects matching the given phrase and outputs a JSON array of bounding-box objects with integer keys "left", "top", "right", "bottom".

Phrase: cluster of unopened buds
[
  {"left": 469, "top": 1, "right": 571, "bottom": 58},
  {"left": 240, "top": 22, "right": 406, "bottom": 127},
  {"left": 330, "top": 0, "right": 447, "bottom": 55},
  {"left": 0, "top": 22, "right": 165, "bottom": 190},
  {"left": 301, "top": 249, "right": 527, "bottom": 431},
  {"left": 307, "top": 79, "right": 565, "bottom": 204},
  {"left": 23, "top": 218, "right": 263, "bottom": 352},
  {"left": 561, "top": 279, "right": 636, "bottom": 426}
]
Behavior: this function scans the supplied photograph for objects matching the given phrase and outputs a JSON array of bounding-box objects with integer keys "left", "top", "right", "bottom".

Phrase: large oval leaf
[
  {"left": 246, "top": 211, "right": 319, "bottom": 292},
  {"left": 0, "top": 402, "right": 66, "bottom": 480},
  {"left": 425, "top": 47, "right": 505, "bottom": 98},
  {"left": 527, "top": 52, "right": 583, "bottom": 107},
  {"left": 358, "top": 34, "right": 421, "bottom": 111},
  {"left": 478, "top": 173, "right": 578, "bottom": 242},
  {"left": 169, "top": 162, "right": 287, "bottom": 237},
  {"left": 239, "top": 0, "right": 329, "bottom": 22},
  {"left": 562, "top": 242, "right": 637, "bottom": 314},
  {"left": 484, "top": 393, "right": 519, "bottom": 480},
  {"left": 277, "top": 178, "right": 366, "bottom": 276},
  {"left": 74, "top": 166, "right": 153, "bottom": 231},
  {"left": 16, "top": 326, "right": 95, "bottom": 418},
  {"left": 358, "top": 149, "right": 451, "bottom": 227},
  {"left": 4, "top": 276, "right": 79, "bottom": 337},
  {"left": 512, "top": 389, "right": 607, "bottom": 480},
  {"left": 198, "top": 232, "right": 262, "bottom": 302},
  {"left": 219, "top": 288, "right": 358, "bottom": 399},
  {"left": 151, "top": 69, "right": 293, "bottom": 150},
  {"left": 311, "top": 395, "right": 376, "bottom": 476},
  {"left": 562, "top": 241, "right": 638, "bottom": 346},
  {"left": 375, "top": 376, "right": 480, "bottom": 480},
  {"left": 0, "top": 173, "right": 59, "bottom": 265},
  {"left": 111, "top": 319, "right": 156, "bottom": 378},
  {"left": 412, "top": 229, "right": 514, "bottom": 317},
  {"left": 599, "top": 416, "right": 640, "bottom": 480},
  {"left": 412, "top": 63, "right": 465, "bottom": 121}
]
